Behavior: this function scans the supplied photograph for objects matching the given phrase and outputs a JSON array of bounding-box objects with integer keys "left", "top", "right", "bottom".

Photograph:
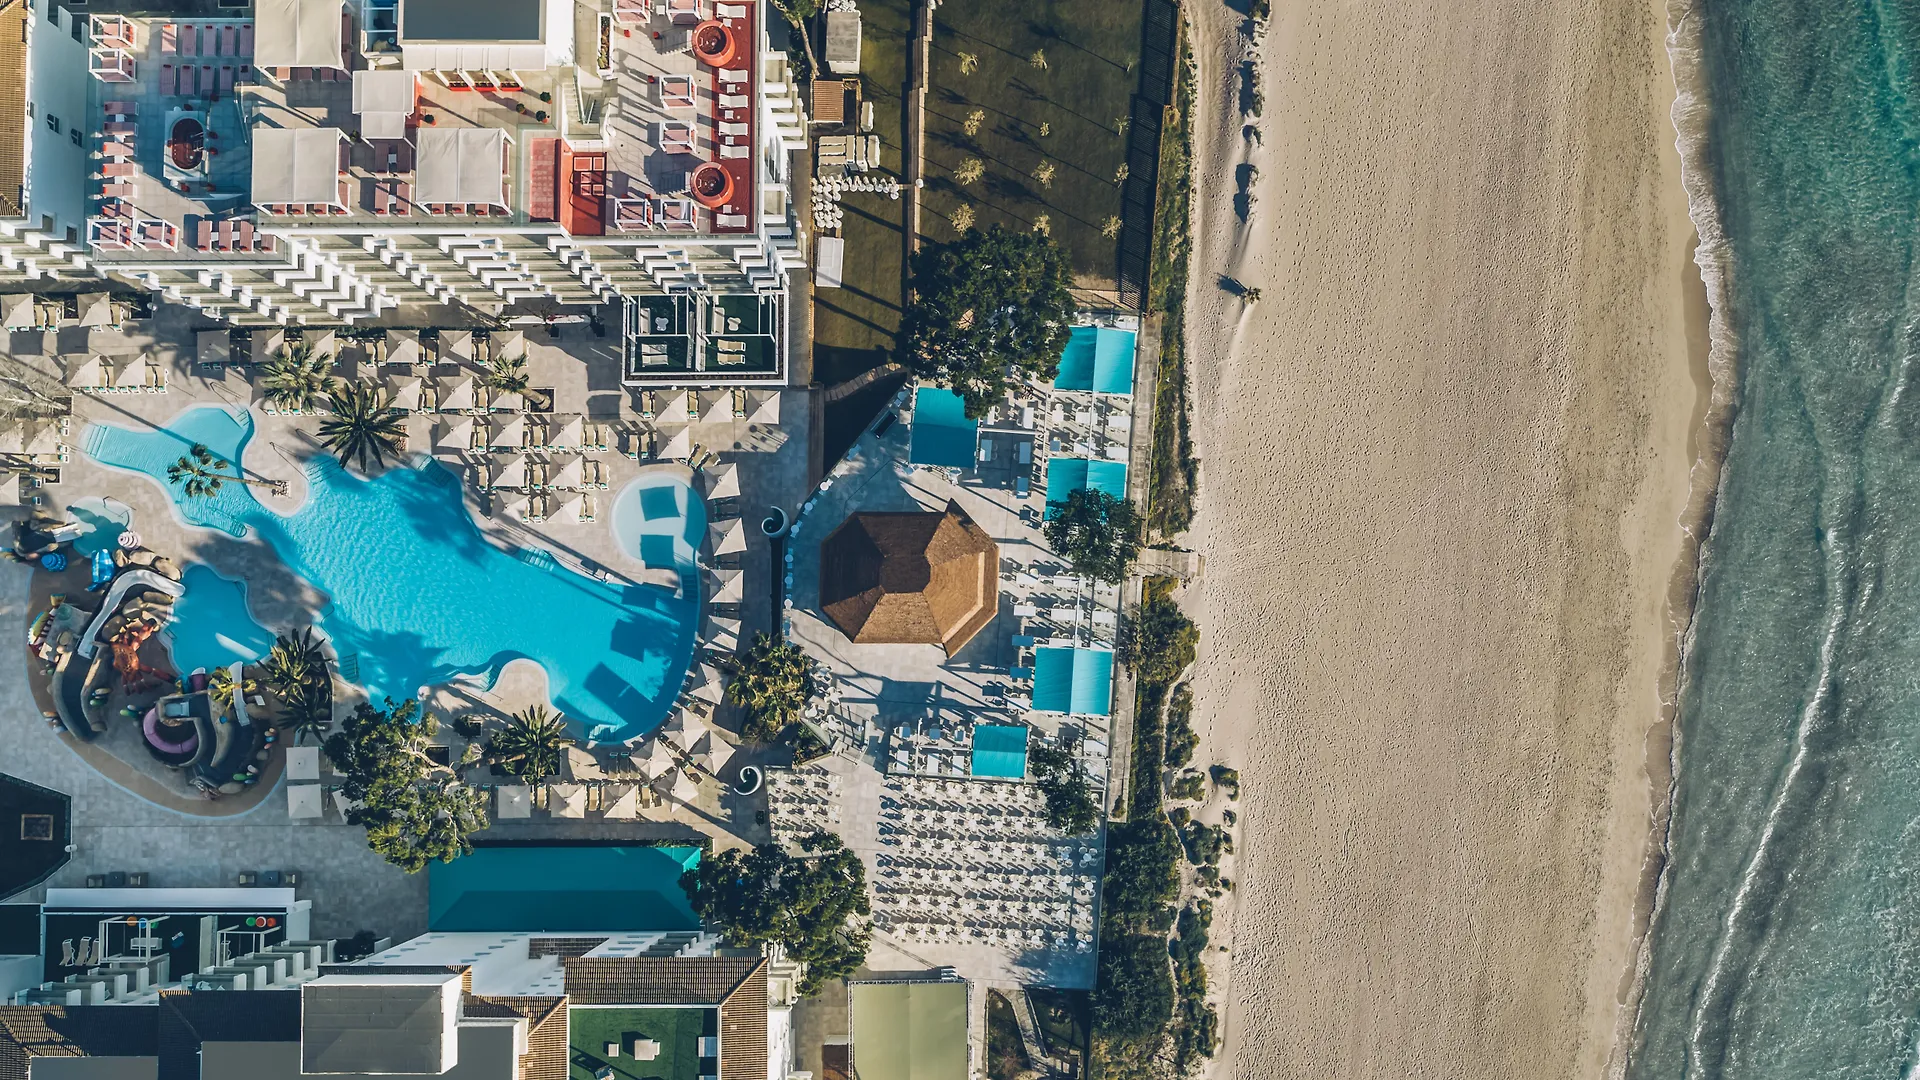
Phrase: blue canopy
[
  {"left": 1031, "top": 646, "right": 1114, "bottom": 717},
  {"left": 1053, "top": 326, "right": 1137, "bottom": 395},
  {"left": 1045, "top": 458, "right": 1129, "bottom": 514},
  {"left": 971, "top": 724, "right": 1030, "bottom": 778},
  {"left": 908, "top": 386, "right": 979, "bottom": 467}
]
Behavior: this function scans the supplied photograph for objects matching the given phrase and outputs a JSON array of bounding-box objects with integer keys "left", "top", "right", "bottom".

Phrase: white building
[{"left": 0, "top": 0, "right": 807, "bottom": 382}]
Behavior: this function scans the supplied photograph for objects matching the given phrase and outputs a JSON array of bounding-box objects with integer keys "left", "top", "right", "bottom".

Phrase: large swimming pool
[{"left": 86, "top": 407, "right": 705, "bottom": 743}]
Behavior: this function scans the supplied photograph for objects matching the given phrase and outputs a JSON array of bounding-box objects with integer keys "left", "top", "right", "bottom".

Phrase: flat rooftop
[{"left": 401, "top": 0, "right": 542, "bottom": 41}]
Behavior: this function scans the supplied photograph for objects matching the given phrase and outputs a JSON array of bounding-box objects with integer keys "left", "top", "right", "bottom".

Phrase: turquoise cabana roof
[
  {"left": 971, "top": 724, "right": 1030, "bottom": 778},
  {"left": 1053, "top": 325, "right": 1137, "bottom": 395},
  {"left": 1031, "top": 646, "right": 1115, "bottom": 717},
  {"left": 1045, "top": 457, "right": 1129, "bottom": 514},
  {"left": 909, "top": 386, "right": 979, "bottom": 467},
  {"left": 428, "top": 845, "right": 703, "bottom": 931}
]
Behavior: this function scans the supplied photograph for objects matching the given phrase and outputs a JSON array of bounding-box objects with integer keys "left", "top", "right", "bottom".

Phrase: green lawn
[
  {"left": 568, "top": 1005, "right": 714, "bottom": 1080},
  {"left": 922, "top": 0, "right": 1144, "bottom": 285},
  {"left": 812, "top": 0, "right": 913, "bottom": 389}
]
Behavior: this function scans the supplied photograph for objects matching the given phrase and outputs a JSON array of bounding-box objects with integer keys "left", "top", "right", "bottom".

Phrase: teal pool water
[
  {"left": 609, "top": 473, "right": 707, "bottom": 576},
  {"left": 85, "top": 407, "right": 704, "bottom": 742},
  {"left": 167, "top": 564, "right": 273, "bottom": 674},
  {"left": 908, "top": 386, "right": 979, "bottom": 467},
  {"left": 66, "top": 498, "right": 132, "bottom": 557},
  {"left": 427, "top": 845, "right": 702, "bottom": 931}
]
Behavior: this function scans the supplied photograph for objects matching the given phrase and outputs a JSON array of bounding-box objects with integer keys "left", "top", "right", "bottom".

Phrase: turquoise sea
[{"left": 1629, "top": 2, "right": 1920, "bottom": 1076}]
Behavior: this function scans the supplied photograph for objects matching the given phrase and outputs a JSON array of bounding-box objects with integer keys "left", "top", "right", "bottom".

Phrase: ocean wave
[{"left": 1611, "top": 1, "right": 1745, "bottom": 1075}]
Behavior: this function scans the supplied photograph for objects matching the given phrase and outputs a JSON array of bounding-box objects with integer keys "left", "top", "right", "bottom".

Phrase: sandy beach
[{"left": 1179, "top": 0, "right": 1714, "bottom": 1075}]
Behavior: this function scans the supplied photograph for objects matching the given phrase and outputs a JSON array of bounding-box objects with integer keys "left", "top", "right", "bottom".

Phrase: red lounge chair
[
  {"left": 180, "top": 24, "right": 197, "bottom": 57},
  {"left": 239, "top": 23, "right": 252, "bottom": 56},
  {"left": 195, "top": 219, "right": 212, "bottom": 250},
  {"left": 159, "top": 24, "right": 176, "bottom": 55}
]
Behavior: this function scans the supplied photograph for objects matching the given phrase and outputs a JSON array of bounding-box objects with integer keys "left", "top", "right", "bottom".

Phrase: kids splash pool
[{"left": 85, "top": 407, "right": 705, "bottom": 743}]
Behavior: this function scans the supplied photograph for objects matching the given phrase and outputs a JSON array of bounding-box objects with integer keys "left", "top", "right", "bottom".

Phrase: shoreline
[
  {"left": 1177, "top": 0, "right": 1716, "bottom": 1072},
  {"left": 1606, "top": 0, "right": 1744, "bottom": 1072}
]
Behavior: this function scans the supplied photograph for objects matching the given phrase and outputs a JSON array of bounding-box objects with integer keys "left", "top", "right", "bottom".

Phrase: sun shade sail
[
  {"left": 254, "top": 0, "right": 346, "bottom": 69},
  {"left": 251, "top": 127, "right": 345, "bottom": 205},
  {"left": 415, "top": 127, "right": 510, "bottom": 207}
]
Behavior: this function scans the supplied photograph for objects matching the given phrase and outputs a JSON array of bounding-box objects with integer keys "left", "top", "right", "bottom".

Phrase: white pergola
[
  {"left": 255, "top": 0, "right": 346, "bottom": 69},
  {"left": 416, "top": 127, "right": 511, "bottom": 210},
  {"left": 251, "top": 127, "right": 346, "bottom": 209},
  {"left": 351, "top": 69, "right": 417, "bottom": 140}
]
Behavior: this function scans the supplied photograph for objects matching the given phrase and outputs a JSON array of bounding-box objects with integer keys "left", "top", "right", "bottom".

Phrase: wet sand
[{"left": 1178, "top": 0, "right": 1711, "bottom": 1074}]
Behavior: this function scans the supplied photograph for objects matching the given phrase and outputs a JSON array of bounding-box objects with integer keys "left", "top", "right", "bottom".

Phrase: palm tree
[
  {"left": 277, "top": 682, "right": 334, "bottom": 745},
  {"left": 484, "top": 706, "right": 572, "bottom": 780},
  {"left": 479, "top": 354, "right": 530, "bottom": 395},
  {"left": 207, "top": 666, "right": 258, "bottom": 714},
  {"left": 317, "top": 383, "right": 406, "bottom": 473},
  {"left": 166, "top": 443, "right": 287, "bottom": 499},
  {"left": 262, "top": 627, "right": 327, "bottom": 701},
  {"left": 726, "top": 633, "right": 816, "bottom": 742},
  {"left": 260, "top": 341, "right": 337, "bottom": 413}
]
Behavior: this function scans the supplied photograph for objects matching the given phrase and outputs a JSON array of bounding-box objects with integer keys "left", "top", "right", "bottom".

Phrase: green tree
[
  {"left": 1044, "top": 489, "right": 1142, "bottom": 584},
  {"left": 1118, "top": 592, "right": 1198, "bottom": 685},
  {"left": 680, "top": 831, "right": 871, "bottom": 995},
  {"left": 726, "top": 633, "right": 817, "bottom": 742},
  {"left": 900, "top": 225, "right": 1074, "bottom": 417},
  {"left": 260, "top": 341, "right": 337, "bottom": 412},
  {"left": 324, "top": 698, "right": 488, "bottom": 872},
  {"left": 479, "top": 353, "right": 530, "bottom": 395},
  {"left": 317, "top": 383, "right": 407, "bottom": 473},
  {"left": 1093, "top": 933, "right": 1174, "bottom": 1039},
  {"left": 166, "top": 443, "right": 287, "bottom": 499},
  {"left": 1029, "top": 741, "right": 1100, "bottom": 836},
  {"left": 485, "top": 705, "right": 572, "bottom": 780}
]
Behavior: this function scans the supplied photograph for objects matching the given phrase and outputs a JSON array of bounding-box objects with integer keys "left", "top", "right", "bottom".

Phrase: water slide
[{"left": 75, "top": 569, "right": 185, "bottom": 659}]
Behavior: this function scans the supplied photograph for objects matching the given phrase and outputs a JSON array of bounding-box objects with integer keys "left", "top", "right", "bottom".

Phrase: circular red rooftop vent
[
  {"left": 690, "top": 160, "right": 735, "bottom": 209},
  {"left": 692, "top": 20, "right": 740, "bottom": 67}
]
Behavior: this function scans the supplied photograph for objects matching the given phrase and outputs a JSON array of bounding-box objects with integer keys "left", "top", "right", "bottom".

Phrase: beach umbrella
[
  {"left": 700, "top": 390, "right": 736, "bottom": 423},
  {"left": 708, "top": 568, "right": 743, "bottom": 604},
  {"left": 658, "top": 426, "right": 692, "bottom": 460},
  {"left": 306, "top": 329, "right": 339, "bottom": 360},
  {"left": 656, "top": 389, "right": 692, "bottom": 424},
  {"left": 486, "top": 413, "right": 525, "bottom": 449},
  {"left": 749, "top": 390, "right": 781, "bottom": 426},
  {"left": 22, "top": 424, "right": 56, "bottom": 456},
  {"left": 601, "top": 785, "right": 640, "bottom": 820},
  {"left": 436, "top": 417, "right": 475, "bottom": 450},
  {"left": 330, "top": 789, "right": 362, "bottom": 816},
  {"left": 547, "top": 455, "right": 585, "bottom": 490},
  {"left": 548, "top": 782, "right": 587, "bottom": 818},
  {"left": 564, "top": 746, "right": 607, "bottom": 781},
  {"left": 705, "top": 615, "right": 740, "bottom": 653},
  {"left": 708, "top": 518, "right": 747, "bottom": 556},
  {"left": 492, "top": 330, "right": 527, "bottom": 361},
  {"left": 386, "top": 329, "right": 424, "bottom": 366},
  {"left": 547, "top": 415, "right": 584, "bottom": 449},
  {"left": 687, "top": 662, "right": 725, "bottom": 705},
  {"left": 638, "top": 739, "right": 676, "bottom": 779},
  {"left": 112, "top": 355, "right": 149, "bottom": 388},
  {"left": 77, "top": 294, "right": 113, "bottom": 328},
  {"left": 252, "top": 327, "right": 286, "bottom": 365},
  {"left": 196, "top": 329, "right": 230, "bottom": 365},
  {"left": 439, "top": 329, "right": 477, "bottom": 363},
  {"left": 0, "top": 474, "right": 20, "bottom": 508},
  {"left": 287, "top": 783, "right": 323, "bottom": 818},
  {"left": 667, "top": 770, "right": 699, "bottom": 805},
  {"left": 486, "top": 454, "right": 526, "bottom": 489},
  {"left": 0, "top": 425, "right": 22, "bottom": 455},
  {"left": 489, "top": 390, "right": 525, "bottom": 414},
  {"left": 64, "top": 356, "right": 107, "bottom": 388},
  {"left": 663, "top": 711, "right": 707, "bottom": 753},
  {"left": 694, "top": 732, "right": 734, "bottom": 774},
  {"left": 386, "top": 374, "right": 423, "bottom": 411},
  {"left": 286, "top": 746, "right": 321, "bottom": 781},
  {"left": 495, "top": 492, "right": 531, "bottom": 521},
  {"left": 546, "top": 493, "right": 584, "bottom": 525},
  {"left": 439, "top": 376, "right": 477, "bottom": 412},
  {"left": 1, "top": 294, "right": 33, "bottom": 330},
  {"left": 705, "top": 462, "right": 740, "bottom": 500}
]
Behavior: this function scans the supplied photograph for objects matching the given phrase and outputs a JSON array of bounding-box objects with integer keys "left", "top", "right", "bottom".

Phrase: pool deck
[{"left": 0, "top": 301, "right": 814, "bottom": 931}]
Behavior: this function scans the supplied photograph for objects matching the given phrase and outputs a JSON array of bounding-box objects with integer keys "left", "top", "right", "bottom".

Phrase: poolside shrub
[
  {"left": 1044, "top": 489, "right": 1143, "bottom": 585},
  {"left": 680, "top": 830, "right": 871, "bottom": 996},
  {"left": 1117, "top": 591, "right": 1196, "bottom": 685},
  {"left": 324, "top": 697, "right": 489, "bottom": 873},
  {"left": 899, "top": 225, "right": 1074, "bottom": 419},
  {"left": 264, "top": 628, "right": 333, "bottom": 744},
  {"left": 484, "top": 706, "right": 572, "bottom": 781}
]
